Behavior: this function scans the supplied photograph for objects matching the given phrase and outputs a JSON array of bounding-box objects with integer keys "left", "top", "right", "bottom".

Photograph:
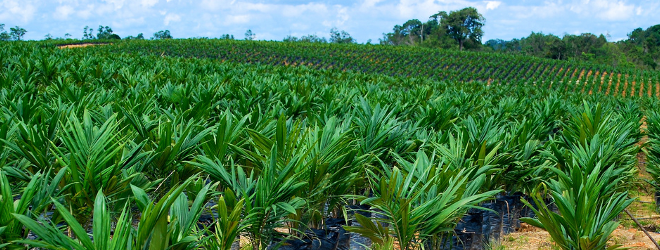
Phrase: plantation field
[
  {"left": 88, "top": 39, "right": 660, "bottom": 98},
  {"left": 1, "top": 40, "right": 660, "bottom": 250}
]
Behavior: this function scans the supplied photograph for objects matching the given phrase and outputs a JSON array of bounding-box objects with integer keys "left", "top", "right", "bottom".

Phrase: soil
[
  {"left": 57, "top": 43, "right": 109, "bottom": 49},
  {"left": 606, "top": 72, "right": 613, "bottom": 95},
  {"left": 500, "top": 224, "right": 660, "bottom": 250},
  {"left": 623, "top": 76, "right": 629, "bottom": 97}
]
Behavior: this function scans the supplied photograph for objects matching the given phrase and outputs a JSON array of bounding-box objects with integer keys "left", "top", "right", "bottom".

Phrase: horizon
[{"left": 0, "top": 0, "right": 658, "bottom": 43}]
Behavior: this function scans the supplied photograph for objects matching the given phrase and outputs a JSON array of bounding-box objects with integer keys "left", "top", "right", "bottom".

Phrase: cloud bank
[{"left": 0, "top": 0, "right": 657, "bottom": 42}]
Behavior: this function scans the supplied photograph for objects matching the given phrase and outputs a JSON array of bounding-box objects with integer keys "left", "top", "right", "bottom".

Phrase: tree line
[
  {"left": 379, "top": 7, "right": 660, "bottom": 70},
  {"left": 2, "top": 10, "right": 658, "bottom": 70},
  {"left": 0, "top": 24, "right": 27, "bottom": 41}
]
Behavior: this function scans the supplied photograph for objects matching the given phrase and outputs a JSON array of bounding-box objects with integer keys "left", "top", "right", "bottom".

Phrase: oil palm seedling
[
  {"left": 521, "top": 160, "right": 634, "bottom": 250},
  {"left": 13, "top": 178, "right": 201, "bottom": 250},
  {"left": 50, "top": 111, "right": 152, "bottom": 221},
  {"left": 0, "top": 39, "right": 657, "bottom": 250},
  {"left": 0, "top": 169, "right": 64, "bottom": 249},
  {"left": 201, "top": 189, "right": 247, "bottom": 250},
  {"left": 346, "top": 151, "right": 501, "bottom": 250}
]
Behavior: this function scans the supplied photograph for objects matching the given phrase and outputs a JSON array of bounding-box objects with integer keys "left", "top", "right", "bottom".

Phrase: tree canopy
[
  {"left": 329, "top": 28, "right": 355, "bottom": 44},
  {"left": 153, "top": 30, "right": 173, "bottom": 40},
  {"left": 433, "top": 7, "right": 485, "bottom": 50},
  {"left": 0, "top": 24, "right": 9, "bottom": 41},
  {"left": 96, "top": 26, "right": 121, "bottom": 40},
  {"left": 9, "top": 26, "right": 27, "bottom": 41}
]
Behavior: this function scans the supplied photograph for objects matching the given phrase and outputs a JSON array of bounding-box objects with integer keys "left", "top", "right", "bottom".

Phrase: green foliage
[
  {"left": 96, "top": 26, "right": 121, "bottom": 40},
  {"left": 245, "top": 30, "right": 255, "bottom": 41},
  {"left": 433, "top": 7, "right": 485, "bottom": 50},
  {"left": 153, "top": 30, "right": 173, "bottom": 40},
  {"left": 346, "top": 151, "right": 501, "bottom": 250},
  {"left": 9, "top": 26, "right": 26, "bottom": 41},
  {"left": 0, "top": 40, "right": 649, "bottom": 250},
  {"left": 283, "top": 34, "right": 327, "bottom": 43},
  {"left": 103, "top": 38, "right": 659, "bottom": 94},
  {"left": 329, "top": 28, "right": 355, "bottom": 44},
  {"left": 202, "top": 189, "right": 247, "bottom": 250},
  {"left": 0, "top": 24, "right": 11, "bottom": 41},
  {"left": 521, "top": 162, "right": 634, "bottom": 250}
]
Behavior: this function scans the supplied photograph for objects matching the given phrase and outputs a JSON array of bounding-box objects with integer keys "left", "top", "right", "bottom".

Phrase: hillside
[{"left": 89, "top": 39, "right": 660, "bottom": 98}]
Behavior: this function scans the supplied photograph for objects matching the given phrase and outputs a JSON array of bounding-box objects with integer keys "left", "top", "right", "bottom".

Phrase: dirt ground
[
  {"left": 500, "top": 217, "right": 660, "bottom": 250},
  {"left": 500, "top": 193, "right": 660, "bottom": 250},
  {"left": 57, "top": 43, "right": 109, "bottom": 49}
]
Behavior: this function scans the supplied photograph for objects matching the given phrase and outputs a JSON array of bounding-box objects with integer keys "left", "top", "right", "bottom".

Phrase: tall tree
[
  {"left": 329, "top": 28, "right": 355, "bottom": 44},
  {"left": 245, "top": 29, "right": 255, "bottom": 40},
  {"left": 9, "top": 26, "right": 27, "bottom": 41},
  {"left": 153, "top": 30, "right": 172, "bottom": 39},
  {"left": 83, "top": 26, "right": 95, "bottom": 39},
  {"left": 96, "top": 25, "right": 121, "bottom": 40},
  {"left": 0, "top": 24, "right": 9, "bottom": 41},
  {"left": 433, "top": 7, "right": 485, "bottom": 50}
]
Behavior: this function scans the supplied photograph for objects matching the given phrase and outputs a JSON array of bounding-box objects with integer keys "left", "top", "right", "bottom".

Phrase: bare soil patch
[{"left": 57, "top": 43, "right": 110, "bottom": 49}]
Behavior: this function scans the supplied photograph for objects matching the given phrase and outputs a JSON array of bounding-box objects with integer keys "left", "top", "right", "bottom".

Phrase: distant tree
[
  {"left": 245, "top": 29, "right": 255, "bottom": 40},
  {"left": 96, "top": 25, "right": 121, "bottom": 40},
  {"left": 284, "top": 34, "right": 327, "bottom": 43},
  {"left": 432, "top": 7, "right": 485, "bottom": 50},
  {"left": 83, "top": 26, "right": 95, "bottom": 39},
  {"left": 220, "top": 34, "right": 234, "bottom": 40},
  {"left": 44, "top": 34, "right": 53, "bottom": 40},
  {"left": 283, "top": 35, "right": 298, "bottom": 42},
  {"left": 64, "top": 33, "right": 72, "bottom": 39},
  {"left": 380, "top": 17, "right": 445, "bottom": 47},
  {"left": 329, "top": 28, "right": 355, "bottom": 44},
  {"left": 485, "top": 39, "right": 507, "bottom": 51},
  {"left": 153, "top": 30, "right": 172, "bottom": 39},
  {"left": 125, "top": 33, "right": 145, "bottom": 40},
  {"left": 10, "top": 26, "right": 27, "bottom": 41},
  {"left": 0, "top": 24, "right": 9, "bottom": 41},
  {"left": 301, "top": 34, "right": 326, "bottom": 43}
]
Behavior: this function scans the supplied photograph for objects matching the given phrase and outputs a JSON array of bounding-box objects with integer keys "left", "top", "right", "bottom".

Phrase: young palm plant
[
  {"left": 193, "top": 145, "right": 307, "bottom": 250},
  {"left": 521, "top": 160, "right": 634, "bottom": 250},
  {"left": 345, "top": 151, "right": 500, "bottom": 250},
  {"left": 202, "top": 189, "right": 247, "bottom": 250},
  {"left": 13, "top": 178, "right": 201, "bottom": 250},
  {"left": 51, "top": 111, "right": 152, "bottom": 221},
  {"left": 0, "top": 170, "right": 61, "bottom": 249}
]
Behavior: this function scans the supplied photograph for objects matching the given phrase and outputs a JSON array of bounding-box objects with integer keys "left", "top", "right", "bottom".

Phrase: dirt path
[
  {"left": 501, "top": 224, "right": 660, "bottom": 250},
  {"left": 57, "top": 43, "right": 109, "bottom": 49},
  {"left": 606, "top": 72, "right": 613, "bottom": 95}
]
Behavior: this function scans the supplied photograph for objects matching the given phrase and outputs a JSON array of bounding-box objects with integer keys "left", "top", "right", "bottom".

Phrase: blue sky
[{"left": 1, "top": 0, "right": 658, "bottom": 42}]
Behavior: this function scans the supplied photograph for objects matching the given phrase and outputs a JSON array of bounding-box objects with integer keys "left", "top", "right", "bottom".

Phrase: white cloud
[
  {"left": 200, "top": 0, "right": 235, "bottom": 11},
  {"left": 54, "top": 5, "right": 75, "bottom": 20},
  {"left": 0, "top": 0, "right": 37, "bottom": 23},
  {"left": 225, "top": 14, "right": 250, "bottom": 25},
  {"left": 594, "top": 0, "right": 635, "bottom": 21},
  {"left": 485, "top": 1, "right": 501, "bottom": 10},
  {"left": 164, "top": 13, "right": 180, "bottom": 25},
  {"left": 281, "top": 3, "right": 326, "bottom": 18},
  {"left": 101, "top": 0, "right": 125, "bottom": 10},
  {"left": 76, "top": 4, "right": 96, "bottom": 19},
  {"left": 141, "top": 0, "right": 158, "bottom": 7}
]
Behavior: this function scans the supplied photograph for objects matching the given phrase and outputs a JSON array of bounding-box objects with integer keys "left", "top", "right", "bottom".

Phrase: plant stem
[{"left": 624, "top": 208, "right": 660, "bottom": 250}]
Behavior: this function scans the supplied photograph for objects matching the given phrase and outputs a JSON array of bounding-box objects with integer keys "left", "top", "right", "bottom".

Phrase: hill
[{"left": 94, "top": 39, "right": 660, "bottom": 98}]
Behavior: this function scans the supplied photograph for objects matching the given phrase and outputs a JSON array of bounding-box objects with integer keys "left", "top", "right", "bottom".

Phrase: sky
[{"left": 0, "top": 0, "right": 658, "bottom": 42}]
